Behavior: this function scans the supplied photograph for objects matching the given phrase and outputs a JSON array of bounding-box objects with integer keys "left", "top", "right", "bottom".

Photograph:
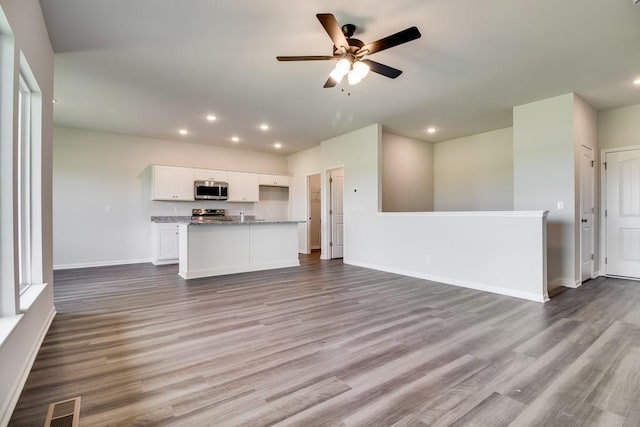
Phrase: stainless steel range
[{"left": 191, "top": 208, "right": 232, "bottom": 223}]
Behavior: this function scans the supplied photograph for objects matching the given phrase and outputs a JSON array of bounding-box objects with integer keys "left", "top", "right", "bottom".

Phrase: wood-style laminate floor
[{"left": 9, "top": 253, "right": 640, "bottom": 426}]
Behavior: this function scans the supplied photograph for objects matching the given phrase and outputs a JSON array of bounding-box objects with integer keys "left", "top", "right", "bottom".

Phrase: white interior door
[
  {"left": 330, "top": 169, "right": 344, "bottom": 259},
  {"left": 580, "top": 145, "right": 595, "bottom": 281},
  {"left": 606, "top": 149, "right": 640, "bottom": 278}
]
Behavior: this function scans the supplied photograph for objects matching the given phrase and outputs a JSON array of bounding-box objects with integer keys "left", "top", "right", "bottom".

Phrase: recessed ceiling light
[
  {"left": 260, "top": 123, "right": 270, "bottom": 131},
  {"left": 178, "top": 129, "right": 189, "bottom": 136},
  {"left": 426, "top": 127, "right": 437, "bottom": 134},
  {"left": 206, "top": 114, "right": 217, "bottom": 122},
  {"left": 634, "top": 78, "right": 640, "bottom": 86},
  {"left": 231, "top": 136, "right": 240, "bottom": 143},
  {"left": 274, "top": 142, "right": 282, "bottom": 149}
]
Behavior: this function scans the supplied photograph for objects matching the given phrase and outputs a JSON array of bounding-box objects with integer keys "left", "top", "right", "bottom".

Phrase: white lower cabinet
[{"left": 152, "top": 223, "right": 180, "bottom": 264}]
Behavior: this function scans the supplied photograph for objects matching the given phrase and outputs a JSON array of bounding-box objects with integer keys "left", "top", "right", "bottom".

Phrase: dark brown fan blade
[
  {"left": 358, "top": 26, "right": 421, "bottom": 56},
  {"left": 323, "top": 76, "right": 338, "bottom": 88},
  {"left": 316, "top": 13, "right": 349, "bottom": 52},
  {"left": 277, "top": 55, "right": 336, "bottom": 61},
  {"left": 360, "top": 59, "right": 403, "bottom": 79}
]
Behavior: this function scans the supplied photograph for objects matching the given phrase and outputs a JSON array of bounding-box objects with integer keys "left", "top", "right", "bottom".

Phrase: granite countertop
[
  {"left": 151, "top": 216, "right": 191, "bottom": 223},
  {"left": 189, "top": 219, "right": 303, "bottom": 225},
  {"left": 151, "top": 216, "right": 303, "bottom": 225}
]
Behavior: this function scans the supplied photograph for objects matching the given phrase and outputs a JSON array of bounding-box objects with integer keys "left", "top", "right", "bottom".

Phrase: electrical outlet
[{"left": 105, "top": 206, "right": 111, "bottom": 213}]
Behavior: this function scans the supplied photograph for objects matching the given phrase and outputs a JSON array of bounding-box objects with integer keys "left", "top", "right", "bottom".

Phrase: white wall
[
  {"left": 598, "top": 104, "right": 640, "bottom": 150},
  {"left": 513, "top": 93, "right": 599, "bottom": 290},
  {"left": 434, "top": 128, "right": 513, "bottom": 211},
  {"left": 596, "top": 103, "right": 640, "bottom": 276},
  {"left": 0, "top": 0, "right": 54, "bottom": 423},
  {"left": 53, "top": 127, "right": 289, "bottom": 268},
  {"left": 288, "top": 124, "right": 549, "bottom": 302},
  {"left": 286, "top": 145, "right": 321, "bottom": 253},
  {"left": 514, "top": 94, "right": 575, "bottom": 290},
  {"left": 381, "top": 132, "right": 434, "bottom": 212},
  {"left": 573, "top": 96, "right": 598, "bottom": 278}
]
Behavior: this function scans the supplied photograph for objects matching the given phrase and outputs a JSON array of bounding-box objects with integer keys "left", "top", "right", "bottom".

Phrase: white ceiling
[{"left": 41, "top": 0, "right": 640, "bottom": 155}]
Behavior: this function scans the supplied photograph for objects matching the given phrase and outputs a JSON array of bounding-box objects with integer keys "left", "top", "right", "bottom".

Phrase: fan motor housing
[{"left": 333, "top": 37, "right": 364, "bottom": 55}]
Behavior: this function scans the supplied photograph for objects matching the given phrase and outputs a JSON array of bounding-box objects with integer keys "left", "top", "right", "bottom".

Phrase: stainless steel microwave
[{"left": 194, "top": 180, "right": 229, "bottom": 200}]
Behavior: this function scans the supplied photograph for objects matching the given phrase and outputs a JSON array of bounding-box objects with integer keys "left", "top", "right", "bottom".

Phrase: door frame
[
  {"left": 306, "top": 173, "right": 321, "bottom": 254},
  {"left": 601, "top": 145, "right": 640, "bottom": 280},
  {"left": 323, "top": 166, "right": 344, "bottom": 260},
  {"left": 579, "top": 145, "right": 595, "bottom": 283}
]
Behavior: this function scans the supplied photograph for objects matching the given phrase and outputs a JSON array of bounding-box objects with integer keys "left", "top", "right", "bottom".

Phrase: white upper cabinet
[
  {"left": 194, "top": 168, "right": 228, "bottom": 182},
  {"left": 227, "top": 172, "right": 260, "bottom": 202},
  {"left": 259, "top": 174, "right": 290, "bottom": 187},
  {"left": 151, "top": 166, "right": 288, "bottom": 201},
  {"left": 152, "top": 165, "right": 195, "bottom": 201}
]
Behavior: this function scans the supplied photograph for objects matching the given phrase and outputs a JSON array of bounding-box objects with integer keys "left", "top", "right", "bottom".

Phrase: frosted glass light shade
[{"left": 352, "top": 61, "right": 370, "bottom": 79}]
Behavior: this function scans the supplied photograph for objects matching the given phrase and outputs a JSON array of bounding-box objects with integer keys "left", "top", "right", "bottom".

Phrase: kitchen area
[
  {"left": 51, "top": 127, "right": 299, "bottom": 272},
  {"left": 149, "top": 164, "right": 301, "bottom": 279}
]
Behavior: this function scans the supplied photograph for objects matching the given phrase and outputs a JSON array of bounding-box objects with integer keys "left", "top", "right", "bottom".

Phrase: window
[
  {"left": 0, "top": 10, "right": 45, "bottom": 318},
  {"left": 17, "top": 73, "right": 32, "bottom": 293}
]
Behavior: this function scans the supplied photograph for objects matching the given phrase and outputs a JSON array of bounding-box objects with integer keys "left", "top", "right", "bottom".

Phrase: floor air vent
[{"left": 44, "top": 397, "right": 81, "bottom": 427}]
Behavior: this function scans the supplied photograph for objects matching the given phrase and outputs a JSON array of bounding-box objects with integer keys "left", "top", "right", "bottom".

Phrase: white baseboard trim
[
  {"left": 151, "top": 259, "right": 178, "bottom": 266},
  {"left": 603, "top": 274, "right": 640, "bottom": 282},
  {"left": 344, "top": 259, "right": 549, "bottom": 303},
  {"left": 1, "top": 307, "right": 56, "bottom": 427},
  {"left": 179, "top": 260, "right": 300, "bottom": 280},
  {"left": 548, "top": 277, "right": 576, "bottom": 289},
  {"left": 54, "top": 258, "right": 152, "bottom": 270}
]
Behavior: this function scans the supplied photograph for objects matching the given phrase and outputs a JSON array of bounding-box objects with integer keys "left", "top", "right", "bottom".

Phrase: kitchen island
[{"left": 178, "top": 220, "right": 301, "bottom": 279}]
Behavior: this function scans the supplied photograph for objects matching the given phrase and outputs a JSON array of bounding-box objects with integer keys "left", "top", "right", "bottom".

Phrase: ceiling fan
[{"left": 277, "top": 13, "right": 421, "bottom": 88}]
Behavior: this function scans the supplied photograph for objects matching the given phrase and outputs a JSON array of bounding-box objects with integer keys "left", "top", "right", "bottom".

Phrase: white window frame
[
  {"left": 0, "top": 16, "right": 16, "bottom": 317},
  {"left": 17, "top": 73, "right": 32, "bottom": 293},
  {"left": 0, "top": 22, "right": 45, "bottom": 317},
  {"left": 16, "top": 55, "right": 44, "bottom": 312}
]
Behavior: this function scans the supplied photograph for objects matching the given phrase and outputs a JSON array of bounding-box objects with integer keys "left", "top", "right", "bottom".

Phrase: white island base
[{"left": 178, "top": 222, "right": 300, "bottom": 279}]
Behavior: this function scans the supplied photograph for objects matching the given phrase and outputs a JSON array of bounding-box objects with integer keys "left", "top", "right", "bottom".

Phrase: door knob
[{"left": 581, "top": 218, "right": 588, "bottom": 223}]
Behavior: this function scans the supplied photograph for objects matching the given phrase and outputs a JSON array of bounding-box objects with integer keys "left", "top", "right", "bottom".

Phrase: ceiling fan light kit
[
  {"left": 277, "top": 13, "right": 421, "bottom": 88},
  {"left": 329, "top": 59, "right": 370, "bottom": 86},
  {"left": 329, "top": 58, "right": 351, "bottom": 83}
]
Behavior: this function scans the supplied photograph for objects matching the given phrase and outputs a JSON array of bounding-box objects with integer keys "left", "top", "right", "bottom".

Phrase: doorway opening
[
  {"left": 327, "top": 167, "right": 344, "bottom": 259},
  {"left": 580, "top": 145, "right": 595, "bottom": 283},
  {"left": 307, "top": 174, "right": 321, "bottom": 254}
]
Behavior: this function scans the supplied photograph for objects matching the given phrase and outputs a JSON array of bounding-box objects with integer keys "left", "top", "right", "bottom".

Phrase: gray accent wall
[
  {"left": 381, "top": 132, "right": 434, "bottom": 212},
  {"left": 598, "top": 104, "right": 640, "bottom": 149},
  {"left": 434, "top": 128, "right": 513, "bottom": 211}
]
